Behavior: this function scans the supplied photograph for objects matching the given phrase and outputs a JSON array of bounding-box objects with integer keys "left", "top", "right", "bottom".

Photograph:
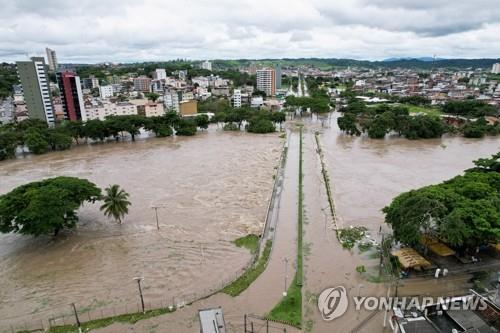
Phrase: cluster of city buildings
[
  {"left": 3, "top": 48, "right": 498, "bottom": 126},
  {"left": 300, "top": 63, "right": 500, "bottom": 106},
  {"left": 2, "top": 49, "right": 226, "bottom": 125},
  {"left": 1, "top": 48, "right": 288, "bottom": 126}
]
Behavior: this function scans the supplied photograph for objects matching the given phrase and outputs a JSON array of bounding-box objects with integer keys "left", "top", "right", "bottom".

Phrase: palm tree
[{"left": 100, "top": 185, "right": 131, "bottom": 224}]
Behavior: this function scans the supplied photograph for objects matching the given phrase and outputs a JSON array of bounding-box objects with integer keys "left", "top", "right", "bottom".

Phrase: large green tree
[
  {"left": 0, "top": 177, "right": 101, "bottom": 236},
  {"left": 383, "top": 154, "right": 500, "bottom": 252}
]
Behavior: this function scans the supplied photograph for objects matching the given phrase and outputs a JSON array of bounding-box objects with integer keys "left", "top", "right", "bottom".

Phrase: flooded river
[
  {"left": 0, "top": 114, "right": 498, "bottom": 332},
  {"left": 0, "top": 128, "right": 282, "bottom": 328},
  {"left": 321, "top": 113, "right": 499, "bottom": 235}
]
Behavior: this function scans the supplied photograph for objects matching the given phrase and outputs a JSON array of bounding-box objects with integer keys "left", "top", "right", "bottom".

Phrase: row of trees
[
  {"left": 441, "top": 100, "right": 498, "bottom": 118},
  {"left": 337, "top": 102, "right": 445, "bottom": 139},
  {"left": 0, "top": 177, "right": 131, "bottom": 236},
  {"left": 197, "top": 98, "right": 286, "bottom": 133},
  {"left": 212, "top": 106, "right": 286, "bottom": 133},
  {"left": 383, "top": 153, "right": 500, "bottom": 253},
  {"left": 337, "top": 100, "right": 499, "bottom": 139},
  {"left": 0, "top": 113, "right": 210, "bottom": 160}
]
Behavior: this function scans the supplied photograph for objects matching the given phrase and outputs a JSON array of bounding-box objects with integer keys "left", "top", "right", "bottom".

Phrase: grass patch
[
  {"left": 45, "top": 308, "right": 173, "bottom": 333},
  {"left": 266, "top": 276, "right": 302, "bottom": 328},
  {"left": 233, "top": 234, "right": 259, "bottom": 255},
  {"left": 404, "top": 104, "right": 442, "bottom": 117},
  {"left": 222, "top": 240, "right": 272, "bottom": 297}
]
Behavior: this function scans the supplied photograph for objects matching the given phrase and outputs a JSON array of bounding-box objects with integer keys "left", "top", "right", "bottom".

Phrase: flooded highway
[{"left": 0, "top": 128, "right": 282, "bottom": 328}]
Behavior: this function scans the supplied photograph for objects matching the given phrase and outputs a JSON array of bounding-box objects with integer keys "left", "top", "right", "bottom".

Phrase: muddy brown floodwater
[
  {"left": 302, "top": 114, "right": 498, "bottom": 333},
  {"left": 322, "top": 113, "right": 499, "bottom": 235},
  {"left": 0, "top": 128, "right": 282, "bottom": 329}
]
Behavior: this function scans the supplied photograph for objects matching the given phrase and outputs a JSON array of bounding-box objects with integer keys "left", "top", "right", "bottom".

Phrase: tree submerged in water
[
  {"left": 100, "top": 184, "right": 131, "bottom": 224},
  {"left": 0, "top": 177, "right": 101, "bottom": 236}
]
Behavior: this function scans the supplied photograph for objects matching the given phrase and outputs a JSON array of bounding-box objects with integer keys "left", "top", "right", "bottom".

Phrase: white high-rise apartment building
[
  {"left": 99, "top": 85, "right": 114, "bottom": 99},
  {"left": 16, "top": 57, "right": 55, "bottom": 125},
  {"left": 45, "top": 47, "right": 58, "bottom": 71},
  {"left": 202, "top": 60, "right": 212, "bottom": 71},
  {"left": 256, "top": 68, "right": 276, "bottom": 96},
  {"left": 155, "top": 68, "right": 167, "bottom": 80},
  {"left": 492, "top": 63, "right": 500, "bottom": 74},
  {"left": 233, "top": 89, "right": 242, "bottom": 108}
]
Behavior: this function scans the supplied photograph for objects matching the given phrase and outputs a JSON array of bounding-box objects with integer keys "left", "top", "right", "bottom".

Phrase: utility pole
[
  {"left": 283, "top": 257, "right": 288, "bottom": 297},
  {"left": 133, "top": 277, "right": 145, "bottom": 313},
  {"left": 151, "top": 206, "right": 160, "bottom": 230},
  {"left": 71, "top": 303, "right": 82, "bottom": 333}
]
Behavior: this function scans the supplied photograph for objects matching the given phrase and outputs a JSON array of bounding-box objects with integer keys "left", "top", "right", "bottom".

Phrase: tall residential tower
[
  {"left": 256, "top": 68, "right": 276, "bottom": 96},
  {"left": 16, "top": 57, "right": 55, "bottom": 125},
  {"left": 45, "top": 48, "right": 58, "bottom": 71},
  {"left": 56, "top": 71, "right": 87, "bottom": 121}
]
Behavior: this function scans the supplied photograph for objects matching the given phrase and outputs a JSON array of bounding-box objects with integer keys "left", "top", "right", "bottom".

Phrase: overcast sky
[{"left": 1, "top": 0, "right": 499, "bottom": 63}]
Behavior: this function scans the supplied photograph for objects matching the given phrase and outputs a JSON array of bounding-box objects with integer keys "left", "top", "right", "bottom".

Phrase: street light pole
[
  {"left": 71, "top": 303, "right": 82, "bottom": 333},
  {"left": 152, "top": 206, "right": 160, "bottom": 230},
  {"left": 133, "top": 277, "right": 145, "bottom": 313},
  {"left": 283, "top": 257, "right": 288, "bottom": 297}
]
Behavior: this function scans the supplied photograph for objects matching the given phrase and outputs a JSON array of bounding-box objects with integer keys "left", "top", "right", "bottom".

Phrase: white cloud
[{"left": 0, "top": 0, "right": 498, "bottom": 62}]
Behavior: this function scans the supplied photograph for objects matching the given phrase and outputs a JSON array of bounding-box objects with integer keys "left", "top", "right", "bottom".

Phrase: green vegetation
[
  {"left": 247, "top": 117, "right": 276, "bottom": 133},
  {"left": 0, "top": 177, "right": 101, "bottom": 236},
  {"left": 0, "top": 112, "right": 209, "bottom": 161},
  {"left": 233, "top": 234, "right": 259, "bottom": 255},
  {"left": 0, "top": 63, "right": 18, "bottom": 98},
  {"left": 222, "top": 240, "right": 272, "bottom": 297},
  {"left": 175, "top": 118, "right": 198, "bottom": 136},
  {"left": 338, "top": 102, "right": 446, "bottom": 139},
  {"left": 404, "top": 104, "right": 442, "bottom": 117},
  {"left": 462, "top": 118, "right": 500, "bottom": 138},
  {"left": 45, "top": 308, "right": 174, "bottom": 333},
  {"left": 199, "top": 98, "right": 285, "bottom": 133},
  {"left": 441, "top": 100, "right": 497, "bottom": 118},
  {"left": 266, "top": 276, "right": 302, "bottom": 328},
  {"left": 144, "top": 92, "right": 160, "bottom": 102},
  {"left": 338, "top": 226, "right": 368, "bottom": 249},
  {"left": 284, "top": 78, "right": 331, "bottom": 119},
  {"left": 356, "top": 265, "right": 366, "bottom": 274},
  {"left": 398, "top": 95, "right": 431, "bottom": 106},
  {"left": 100, "top": 185, "right": 131, "bottom": 224},
  {"left": 383, "top": 153, "right": 500, "bottom": 252},
  {"left": 358, "top": 242, "right": 373, "bottom": 253}
]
